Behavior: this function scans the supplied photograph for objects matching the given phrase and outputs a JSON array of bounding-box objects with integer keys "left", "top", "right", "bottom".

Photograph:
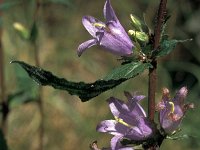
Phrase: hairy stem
[{"left": 148, "top": 0, "right": 167, "bottom": 122}]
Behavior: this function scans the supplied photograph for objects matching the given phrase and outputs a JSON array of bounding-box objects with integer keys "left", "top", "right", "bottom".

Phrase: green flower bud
[
  {"left": 128, "top": 30, "right": 149, "bottom": 42},
  {"left": 13, "top": 22, "right": 29, "bottom": 40},
  {"left": 130, "top": 14, "right": 142, "bottom": 31}
]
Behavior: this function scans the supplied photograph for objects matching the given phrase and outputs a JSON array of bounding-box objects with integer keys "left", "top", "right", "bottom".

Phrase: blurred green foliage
[{"left": 0, "top": 0, "right": 200, "bottom": 149}]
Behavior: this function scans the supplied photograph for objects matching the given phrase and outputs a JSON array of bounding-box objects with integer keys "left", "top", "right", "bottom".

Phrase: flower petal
[
  {"left": 82, "top": 16, "right": 105, "bottom": 37},
  {"left": 124, "top": 91, "right": 145, "bottom": 103},
  {"left": 98, "top": 25, "right": 133, "bottom": 56},
  {"left": 96, "top": 120, "right": 123, "bottom": 136},
  {"left": 108, "top": 97, "right": 129, "bottom": 117},
  {"left": 103, "top": 0, "right": 118, "bottom": 22},
  {"left": 77, "top": 39, "right": 97, "bottom": 56}
]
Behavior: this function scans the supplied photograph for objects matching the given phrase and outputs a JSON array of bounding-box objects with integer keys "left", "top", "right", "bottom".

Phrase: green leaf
[
  {"left": 0, "top": 129, "right": 8, "bottom": 150},
  {"left": 153, "top": 39, "right": 192, "bottom": 58},
  {"left": 11, "top": 61, "right": 151, "bottom": 102},
  {"left": 166, "top": 134, "right": 196, "bottom": 140},
  {"left": 104, "top": 62, "right": 152, "bottom": 80},
  {"left": 141, "top": 44, "right": 152, "bottom": 55},
  {"left": 7, "top": 91, "right": 37, "bottom": 108}
]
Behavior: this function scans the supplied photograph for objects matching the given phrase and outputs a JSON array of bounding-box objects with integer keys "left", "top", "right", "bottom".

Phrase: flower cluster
[{"left": 96, "top": 87, "right": 193, "bottom": 150}]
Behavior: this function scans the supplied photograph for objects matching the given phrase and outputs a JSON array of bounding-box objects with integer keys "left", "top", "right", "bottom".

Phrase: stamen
[
  {"left": 114, "top": 116, "right": 133, "bottom": 128},
  {"left": 169, "top": 101, "right": 175, "bottom": 114},
  {"left": 93, "top": 23, "right": 106, "bottom": 28},
  {"left": 167, "top": 102, "right": 182, "bottom": 121}
]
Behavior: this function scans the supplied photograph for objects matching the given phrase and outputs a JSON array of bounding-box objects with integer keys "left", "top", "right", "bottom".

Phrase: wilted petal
[
  {"left": 159, "top": 87, "right": 193, "bottom": 134},
  {"left": 160, "top": 109, "right": 182, "bottom": 134},
  {"left": 173, "top": 86, "right": 188, "bottom": 105},
  {"left": 77, "top": 39, "right": 97, "bottom": 56}
]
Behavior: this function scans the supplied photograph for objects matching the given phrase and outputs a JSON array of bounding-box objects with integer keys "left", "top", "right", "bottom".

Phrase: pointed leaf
[
  {"left": 104, "top": 62, "right": 152, "bottom": 80},
  {"left": 153, "top": 39, "right": 192, "bottom": 58},
  {"left": 11, "top": 61, "right": 150, "bottom": 102}
]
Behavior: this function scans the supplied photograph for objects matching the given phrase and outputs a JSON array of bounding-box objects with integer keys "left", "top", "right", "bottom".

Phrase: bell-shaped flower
[
  {"left": 157, "top": 87, "right": 194, "bottom": 134},
  {"left": 96, "top": 92, "right": 152, "bottom": 150},
  {"left": 78, "top": 0, "right": 134, "bottom": 57}
]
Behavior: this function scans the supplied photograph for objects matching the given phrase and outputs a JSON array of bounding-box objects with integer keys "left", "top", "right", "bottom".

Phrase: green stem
[
  {"left": 0, "top": 0, "right": 8, "bottom": 135},
  {"left": 33, "top": 0, "right": 44, "bottom": 150}
]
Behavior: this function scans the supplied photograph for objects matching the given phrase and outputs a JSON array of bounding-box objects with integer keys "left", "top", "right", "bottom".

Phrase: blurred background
[{"left": 0, "top": 0, "right": 200, "bottom": 149}]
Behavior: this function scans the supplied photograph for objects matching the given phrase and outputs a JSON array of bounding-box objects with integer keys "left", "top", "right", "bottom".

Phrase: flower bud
[
  {"left": 128, "top": 30, "right": 149, "bottom": 42},
  {"left": 130, "top": 14, "right": 142, "bottom": 31},
  {"left": 13, "top": 22, "right": 29, "bottom": 39}
]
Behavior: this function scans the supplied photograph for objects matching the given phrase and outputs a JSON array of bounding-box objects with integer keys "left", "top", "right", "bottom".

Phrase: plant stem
[
  {"left": 0, "top": 0, "right": 8, "bottom": 135},
  {"left": 148, "top": 0, "right": 168, "bottom": 121},
  {"left": 33, "top": 1, "right": 44, "bottom": 150}
]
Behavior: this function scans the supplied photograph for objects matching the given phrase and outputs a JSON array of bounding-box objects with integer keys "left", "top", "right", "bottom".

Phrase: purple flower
[
  {"left": 77, "top": 0, "right": 134, "bottom": 57},
  {"left": 157, "top": 87, "right": 194, "bottom": 134},
  {"left": 96, "top": 92, "right": 152, "bottom": 150}
]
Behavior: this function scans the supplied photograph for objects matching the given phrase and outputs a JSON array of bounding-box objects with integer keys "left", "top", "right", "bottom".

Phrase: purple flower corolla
[
  {"left": 77, "top": 0, "right": 134, "bottom": 57},
  {"left": 96, "top": 92, "right": 152, "bottom": 150},
  {"left": 157, "top": 87, "right": 194, "bottom": 134}
]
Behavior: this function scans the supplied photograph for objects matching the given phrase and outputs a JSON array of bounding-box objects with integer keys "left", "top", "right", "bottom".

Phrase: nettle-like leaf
[
  {"left": 104, "top": 62, "right": 152, "bottom": 80},
  {"left": 12, "top": 61, "right": 151, "bottom": 102},
  {"left": 152, "top": 39, "right": 192, "bottom": 58}
]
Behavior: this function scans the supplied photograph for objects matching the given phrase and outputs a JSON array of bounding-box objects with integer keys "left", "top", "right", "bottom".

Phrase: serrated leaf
[
  {"left": 11, "top": 61, "right": 151, "bottom": 102},
  {"left": 153, "top": 39, "right": 192, "bottom": 58},
  {"left": 104, "top": 62, "right": 152, "bottom": 80}
]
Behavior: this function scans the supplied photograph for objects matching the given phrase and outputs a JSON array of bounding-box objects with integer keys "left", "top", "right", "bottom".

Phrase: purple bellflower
[
  {"left": 157, "top": 87, "right": 194, "bottom": 134},
  {"left": 96, "top": 92, "right": 152, "bottom": 150},
  {"left": 77, "top": 0, "right": 134, "bottom": 57}
]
